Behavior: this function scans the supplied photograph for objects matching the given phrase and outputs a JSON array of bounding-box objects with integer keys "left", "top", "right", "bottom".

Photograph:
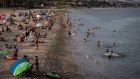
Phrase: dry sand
[{"left": 0, "top": 9, "right": 84, "bottom": 79}]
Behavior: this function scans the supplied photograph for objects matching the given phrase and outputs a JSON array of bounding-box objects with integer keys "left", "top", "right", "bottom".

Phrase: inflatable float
[{"left": 4, "top": 55, "right": 16, "bottom": 60}]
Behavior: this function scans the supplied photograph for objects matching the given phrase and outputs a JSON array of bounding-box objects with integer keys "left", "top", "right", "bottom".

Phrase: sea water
[{"left": 69, "top": 8, "right": 140, "bottom": 79}]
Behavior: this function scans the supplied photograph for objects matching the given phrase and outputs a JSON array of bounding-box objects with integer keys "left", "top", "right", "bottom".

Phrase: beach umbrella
[
  {"left": 9, "top": 58, "right": 27, "bottom": 73},
  {"left": 13, "top": 62, "right": 30, "bottom": 76},
  {"left": 0, "top": 49, "right": 11, "bottom": 54}
]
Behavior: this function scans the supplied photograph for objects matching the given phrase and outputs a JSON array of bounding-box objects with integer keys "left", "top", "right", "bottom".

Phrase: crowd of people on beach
[{"left": 0, "top": 9, "right": 59, "bottom": 77}]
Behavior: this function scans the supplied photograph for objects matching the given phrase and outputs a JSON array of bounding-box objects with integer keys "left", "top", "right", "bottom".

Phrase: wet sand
[{"left": 0, "top": 9, "right": 83, "bottom": 79}]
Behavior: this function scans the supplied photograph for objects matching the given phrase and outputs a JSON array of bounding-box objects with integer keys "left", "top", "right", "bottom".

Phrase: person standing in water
[
  {"left": 87, "top": 32, "right": 90, "bottom": 37},
  {"left": 97, "top": 41, "right": 102, "bottom": 47},
  {"left": 106, "top": 49, "right": 109, "bottom": 53},
  {"left": 113, "top": 42, "right": 116, "bottom": 47},
  {"left": 84, "top": 38, "right": 87, "bottom": 43},
  {"left": 108, "top": 51, "right": 113, "bottom": 60},
  {"left": 91, "top": 28, "right": 95, "bottom": 33}
]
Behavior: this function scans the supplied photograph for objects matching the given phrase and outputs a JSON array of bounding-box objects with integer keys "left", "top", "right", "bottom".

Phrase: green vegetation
[{"left": 0, "top": 0, "right": 140, "bottom": 8}]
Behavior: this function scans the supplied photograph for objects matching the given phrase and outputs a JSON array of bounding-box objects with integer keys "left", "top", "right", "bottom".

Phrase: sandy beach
[{"left": 0, "top": 9, "right": 83, "bottom": 79}]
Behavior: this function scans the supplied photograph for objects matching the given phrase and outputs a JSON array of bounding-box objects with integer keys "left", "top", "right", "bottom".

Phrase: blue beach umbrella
[{"left": 9, "top": 58, "right": 26, "bottom": 73}]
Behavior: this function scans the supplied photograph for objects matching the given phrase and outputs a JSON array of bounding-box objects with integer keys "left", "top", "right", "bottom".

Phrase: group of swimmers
[{"left": 65, "top": 10, "right": 124, "bottom": 61}]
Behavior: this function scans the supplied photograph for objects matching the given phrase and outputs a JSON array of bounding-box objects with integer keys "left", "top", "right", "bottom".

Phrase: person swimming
[
  {"left": 97, "top": 41, "right": 102, "bottom": 47},
  {"left": 84, "top": 38, "right": 87, "bottom": 43},
  {"left": 113, "top": 42, "right": 116, "bottom": 47},
  {"left": 106, "top": 49, "right": 109, "bottom": 53},
  {"left": 87, "top": 32, "right": 90, "bottom": 37}
]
